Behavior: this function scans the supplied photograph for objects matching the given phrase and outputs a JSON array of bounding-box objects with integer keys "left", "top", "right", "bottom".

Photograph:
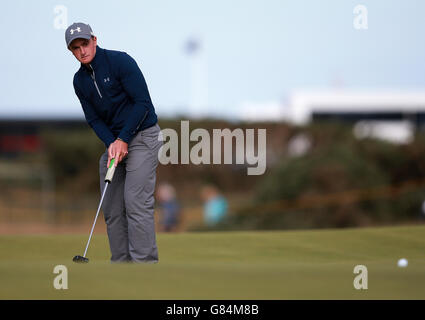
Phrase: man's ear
[{"left": 92, "top": 36, "right": 97, "bottom": 44}]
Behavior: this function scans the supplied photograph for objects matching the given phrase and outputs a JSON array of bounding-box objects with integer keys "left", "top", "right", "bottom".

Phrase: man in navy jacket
[{"left": 66, "top": 22, "right": 162, "bottom": 263}]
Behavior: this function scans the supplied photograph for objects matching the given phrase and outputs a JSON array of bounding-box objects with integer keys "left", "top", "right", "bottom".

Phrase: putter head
[{"left": 73, "top": 255, "right": 89, "bottom": 263}]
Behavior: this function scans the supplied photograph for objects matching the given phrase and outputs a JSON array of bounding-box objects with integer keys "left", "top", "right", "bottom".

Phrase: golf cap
[{"left": 65, "top": 22, "right": 95, "bottom": 48}]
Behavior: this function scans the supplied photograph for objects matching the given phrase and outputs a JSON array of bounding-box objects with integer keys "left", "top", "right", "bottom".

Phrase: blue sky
[{"left": 1, "top": 0, "right": 425, "bottom": 118}]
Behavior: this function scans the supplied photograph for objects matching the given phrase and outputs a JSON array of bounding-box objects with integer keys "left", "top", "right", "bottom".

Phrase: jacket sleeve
[
  {"left": 74, "top": 81, "right": 116, "bottom": 148},
  {"left": 116, "top": 53, "right": 152, "bottom": 143}
]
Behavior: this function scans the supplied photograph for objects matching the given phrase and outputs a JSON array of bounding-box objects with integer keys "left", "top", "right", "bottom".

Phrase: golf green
[{"left": 0, "top": 225, "right": 424, "bottom": 299}]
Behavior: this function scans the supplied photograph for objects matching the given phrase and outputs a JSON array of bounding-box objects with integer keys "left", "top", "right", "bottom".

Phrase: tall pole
[{"left": 186, "top": 37, "right": 208, "bottom": 118}]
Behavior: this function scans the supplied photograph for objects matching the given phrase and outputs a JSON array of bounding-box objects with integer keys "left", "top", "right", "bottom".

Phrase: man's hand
[{"left": 108, "top": 138, "right": 128, "bottom": 167}]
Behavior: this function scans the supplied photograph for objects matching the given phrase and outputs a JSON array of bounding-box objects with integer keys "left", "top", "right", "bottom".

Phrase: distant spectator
[
  {"left": 200, "top": 185, "right": 228, "bottom": 226},
  {"left": 157, "top": 183, "right": 181, "bottom": 232}
]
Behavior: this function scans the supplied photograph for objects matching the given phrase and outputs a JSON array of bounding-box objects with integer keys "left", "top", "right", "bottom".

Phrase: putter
[{"left": 73, "top": 158, "right": 117, "bottom": 263}]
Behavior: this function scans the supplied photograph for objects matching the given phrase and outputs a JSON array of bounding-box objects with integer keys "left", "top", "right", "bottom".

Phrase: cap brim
[{"left": 67, "top": 34, "right": 92, "bottom": 48}]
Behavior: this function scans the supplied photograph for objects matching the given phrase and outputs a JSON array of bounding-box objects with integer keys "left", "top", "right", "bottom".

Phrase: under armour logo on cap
[
  {"left": 69, "top": 27, "right": 81, "bottom": 35},
  {"left": 65, "top": 22, "right": 95, "bottom": 48}
]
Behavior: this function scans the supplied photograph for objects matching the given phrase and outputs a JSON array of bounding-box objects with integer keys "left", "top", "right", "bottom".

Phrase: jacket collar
[{"left": 80, "top": 45, "right": 103, "bottom": 73}]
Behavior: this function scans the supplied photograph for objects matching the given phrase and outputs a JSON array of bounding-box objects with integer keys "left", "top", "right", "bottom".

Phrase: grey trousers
[{"left": 99, "top": 124, "right": 162, "bottom": 263}]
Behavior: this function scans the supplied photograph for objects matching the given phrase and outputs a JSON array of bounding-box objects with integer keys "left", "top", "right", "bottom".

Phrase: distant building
[
  {"left": 286, "top": 89, "right": 425, "bottom": 144},
  {"left": 289, "top": 89, "right": 425, "bottom": 126}
]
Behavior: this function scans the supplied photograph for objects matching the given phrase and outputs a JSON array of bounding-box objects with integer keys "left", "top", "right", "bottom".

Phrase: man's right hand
[{"left": 108, "top": 139, "right": 129, "bottom": 167}]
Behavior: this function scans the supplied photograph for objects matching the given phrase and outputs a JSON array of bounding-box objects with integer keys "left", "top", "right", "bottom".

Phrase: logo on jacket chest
[{"left": 104, "top": 77, "right": 110, "bottom": 83}]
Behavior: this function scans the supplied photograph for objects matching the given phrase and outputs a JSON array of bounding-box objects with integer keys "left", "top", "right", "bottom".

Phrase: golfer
[{"left": 65, "top": 22, "right": 162, "bottom": 263}]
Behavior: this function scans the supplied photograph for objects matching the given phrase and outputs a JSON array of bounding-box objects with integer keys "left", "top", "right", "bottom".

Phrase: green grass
[{"left": 0, "top": 225, "right": 425, "bottom": 299}]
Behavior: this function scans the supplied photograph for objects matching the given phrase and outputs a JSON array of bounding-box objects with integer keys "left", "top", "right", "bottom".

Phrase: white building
[
  {"left": 288, "top": 89, "right": 425, "bottom": 144},
  {"left": 289, "top": 89, "right": 425, "bottom": 125}
]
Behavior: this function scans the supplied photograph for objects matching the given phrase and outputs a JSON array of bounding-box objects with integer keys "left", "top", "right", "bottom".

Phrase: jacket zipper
[
  {"left": 89, "top": 64, "right": 103, "bottom": 99},
  {"left": 135, "top": 110, "right": 149, "bottom": 134}
]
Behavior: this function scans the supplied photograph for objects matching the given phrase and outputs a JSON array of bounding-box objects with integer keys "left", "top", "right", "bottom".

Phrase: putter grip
[{"left": 104, "top": 158, "right": 116, "bottom": 183}]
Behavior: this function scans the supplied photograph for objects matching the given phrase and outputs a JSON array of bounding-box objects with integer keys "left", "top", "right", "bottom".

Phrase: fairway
[{"left": 0, "top": 225, "right": 424, "bottom": 299}]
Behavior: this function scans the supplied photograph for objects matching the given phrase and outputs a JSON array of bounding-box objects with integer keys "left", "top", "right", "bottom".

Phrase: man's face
[{"left": 69, "top": 37, "right": 97, "bottom": 65}]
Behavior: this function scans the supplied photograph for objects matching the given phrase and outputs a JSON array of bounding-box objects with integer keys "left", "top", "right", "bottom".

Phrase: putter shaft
[{"left": 83, "top": 182, "right": 109, "bottom": 258}]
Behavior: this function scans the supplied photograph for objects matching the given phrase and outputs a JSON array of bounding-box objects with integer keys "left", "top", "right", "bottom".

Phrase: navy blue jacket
[{"left": 73, "top": 46, "right": 158, "bottom": 147}]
